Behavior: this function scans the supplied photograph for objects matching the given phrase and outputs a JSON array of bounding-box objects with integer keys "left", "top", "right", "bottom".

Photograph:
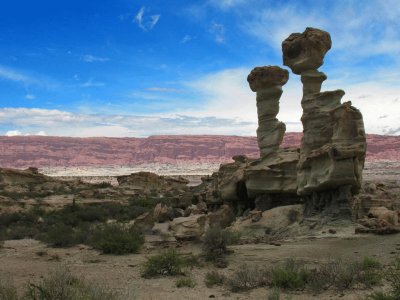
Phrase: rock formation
[
  {"left": 200, "top": 27, "right": 367, "bottom": 219},
  {"left": 247, "top": 66, "right": 289, "bottom": 157},
  {"left": 282, "top": 27, "right": 366, "bottom": 216}
]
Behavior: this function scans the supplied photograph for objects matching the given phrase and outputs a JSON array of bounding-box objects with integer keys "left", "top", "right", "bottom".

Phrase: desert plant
[
  {"left": 271, "top": 259, "right": 310, "bottom": 290},
  {"left": 202, "top": 227, "right": 239, "bottom": 262},
  {"left": 204, "top": 270, "right": 225, "bottom": 288},
  {"left": 175, "top": 277, "right": 196, "bottom": 288},
  {"left": 267, "top": 288, "right": 281, "bottom": 300},
  {"left": 89, "top": 223, "right": 144, "bottom": 255},
  {"left": 227, "top": 263, "right": 269, "bottom": 292},
  {"left": 0, "top": 275, "right": 18, "bottom": 300},
  {"left": 141, "top": 250, "right": 187, "bottom": 278},
  {"left": 24, "top": 268, "right": 119, "bottom": 300}
]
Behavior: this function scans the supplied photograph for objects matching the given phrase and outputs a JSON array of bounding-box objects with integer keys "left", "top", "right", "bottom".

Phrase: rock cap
[
  {"left": 247, "top": 66, "right": 289, "bottom": 92},
  {"left": 282, "top": 27, "right": 331, "bottom": 74}
]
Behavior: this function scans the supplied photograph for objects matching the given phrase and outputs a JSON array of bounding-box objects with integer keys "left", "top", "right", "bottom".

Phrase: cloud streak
[{"left": 134, "top": 6, "right": 161, "bottom": 31}]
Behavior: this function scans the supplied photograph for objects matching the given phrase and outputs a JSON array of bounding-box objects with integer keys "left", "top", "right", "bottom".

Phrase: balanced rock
[
  {"left": 282, "top": 27, "right": 331, "bottom": 74},
  {"left": 247, "top": 66, "right": 289, "bottom": 157}
]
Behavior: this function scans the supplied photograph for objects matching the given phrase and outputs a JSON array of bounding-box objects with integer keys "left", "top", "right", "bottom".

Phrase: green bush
[
  {"left": 202, "top": 227, "right": 239, "bottom": 262},
  {"left": 0, "top": 275, "right": 18, "bottom": 300},
  {"left": 89, "top": 224, "right": 144, "bottom": 255},
  {"left": 175, "top": 277, "right": 196, "bottom": 288},
  {"left": 271, "top": 259, "right": 310, "bottom": 290},
  {"left": 24, "top": 268, "right": 119, "bottom": 300},
  {"left": 267, "top": 288, "right": 281, "bottom": 300},
  {"left": 141, "top": 250, "right": 187, "bottom": 278},
  {"left": 205, "top": 270, "right": 225, "bottom": 288},
  {"left": 227, "top": 264, "right": 269, "bottom": 292}
]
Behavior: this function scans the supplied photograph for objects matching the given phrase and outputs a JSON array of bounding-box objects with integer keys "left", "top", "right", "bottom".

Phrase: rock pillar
[{"left": 247, "top": 66, "right": 289, "bottom": 157}]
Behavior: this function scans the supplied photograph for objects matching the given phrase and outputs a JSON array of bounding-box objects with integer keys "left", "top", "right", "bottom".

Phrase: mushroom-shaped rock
[
  {"left": 282, "top": 27, "right": 331, "bottom": 74},
  {"left": 247, "top": 66, "right": 289, "bottom": 91}
]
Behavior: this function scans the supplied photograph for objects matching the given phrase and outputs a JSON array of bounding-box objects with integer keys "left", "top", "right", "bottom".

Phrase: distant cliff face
[{"left": 0, "top": 133, "right": 398, "bottom": 168}]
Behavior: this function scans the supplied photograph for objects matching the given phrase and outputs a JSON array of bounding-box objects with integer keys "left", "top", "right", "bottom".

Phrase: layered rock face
[
  {"left": 205, "top": 27, "right": 367, "bottom": 218},
  {"left": 282, "top": 27, "right": 366, "bottom": 216}
]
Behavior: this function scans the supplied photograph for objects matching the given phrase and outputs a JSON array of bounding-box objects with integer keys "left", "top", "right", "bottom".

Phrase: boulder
[
  {"left": 153, "top": 203, "right": 174, "bottom": 223},
  {"left": 368, "top": 207, "right": 398, "bottom": 226},
  {"left": 170, "top": 214, "right": 207, "bottom": 240},
  {"left": 132, "top": 212, "right": 155, "bottom": 232},
  {"left": 230, "top": 205, "right": 304, "bottom": 236},
  {"left": 207, "top": 204, "right": 235, "bottom": 228}
]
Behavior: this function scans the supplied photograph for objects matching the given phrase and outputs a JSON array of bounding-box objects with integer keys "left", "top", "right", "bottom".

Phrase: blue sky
[{"left": 0, "top": 0, "right": 399, "bottom": 137}]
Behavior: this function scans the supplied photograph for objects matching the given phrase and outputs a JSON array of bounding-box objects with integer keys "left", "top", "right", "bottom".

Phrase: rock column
[
  {"left": 282, "top": 27, "right": 366, "bottom": 217},
  {"left": 247, "top": 66, "right": 289, "bottom": 157}
]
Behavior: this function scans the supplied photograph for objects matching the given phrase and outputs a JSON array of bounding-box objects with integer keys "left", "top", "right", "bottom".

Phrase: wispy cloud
[
  {"left": 145, "top": 87, "right": 184, "bottom": 93},
  {"left": 25, "top": 94, "right": 35, "bottom": 100},
  {"left": 134, "top": 6, "right": 161, "bottom": 31},
  {"left": 0, "top": 65, "right": 58, "bottom": 89},
  {"left": 80, "top": 78, "right": 105, "bottom": 88},
  {"left": 210, "top": 22, "right": 225, "bottom": 43},
  {"left": 180, "top": 34, "right": 193, "bottom": 44},
  {"left": 0, "top": 108, "right": 254, "bottom": 137},
  {"left": 208, "top": 0, "right": 248, "bottom": 9},
  {"left": 82, "top": 55, "right": 110, "bottom": 63}
]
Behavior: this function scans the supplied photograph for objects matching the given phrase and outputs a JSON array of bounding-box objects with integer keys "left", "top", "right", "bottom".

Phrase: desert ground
[{"left": 0, "top": 162, "right": 399, "bottom": 300}]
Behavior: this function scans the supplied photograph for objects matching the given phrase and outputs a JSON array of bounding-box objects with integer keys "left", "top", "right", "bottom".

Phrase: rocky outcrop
[
  {"left": 170, "top": 214, "right": 207, "bottom": 240},
  {"left": 198, "top": 27, "right": 367, "bottom": 219},
  {"left": 282, "top": 27, "right": 366, "bottom": 216}
]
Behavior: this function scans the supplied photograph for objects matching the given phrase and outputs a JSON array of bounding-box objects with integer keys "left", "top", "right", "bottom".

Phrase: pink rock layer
[{"left": 0, "top": 133, "right": 398, "bottom": 168}]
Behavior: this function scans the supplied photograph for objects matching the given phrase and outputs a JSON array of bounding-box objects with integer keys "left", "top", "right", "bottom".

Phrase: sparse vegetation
[
  {"left": 202, "top": 226, "right": 240, "bottom": 262},
  {"left": 141, "top": 250, "right": 187, "bottom": 278},
  {"left": 267, "top": 288, "right": 281, "bottom": 300},
  {"left": 271, "top": 259, "right": 310, "bottom": 290},
  {"left": 88, "top": 223, "right": 144, "bottom": 254},
  {"left": 227, "top": 263, "right": 269, "bottom": 292},
  {"left": 175, "top": 277, "right": 196, "bottom": 288},
  {"left": 368, "top": 257, "right": 400, "bottom": 300},
  {"left": 24, "top": 268, "right": 119, "bottom": 300},
  {"left": 0, "top": 275, "right": 18, "bottom": 300},
  {"left": 204, "top": 270, "right": 225, "bottom": 288}
]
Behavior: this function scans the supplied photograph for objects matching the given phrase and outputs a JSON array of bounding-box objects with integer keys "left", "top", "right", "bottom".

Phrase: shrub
[
  {"left": 227, "top": 264, "right": 269, "bottom": 292},
  {"left": 0, "top": 275, "right": 18, "bottom": 300},
  {"left": 24, "top": 268, "right": 119, "bottom": 300},
  {"left": 308, "top": 257, "right": 383, "bottom": 293},
  {"left": 267, "top": 288, "right": 281, "bottom": 300},
  {"left": 271, "top": 259, "right": 310, "bottom": 290},
  {"left": 175, "top": 277, "right": 196, "bottom": 288},
  {"left": 141, "top": 250, "right": 186, "bottom": 278},
  {"left": 89, "top": 224, "right": 144, "bottom": 255},
  {"left": 202, "top": 227, "right": 239, "bottom": 262},
  {"left": 205, "top": 270, "right": 225, "bottom": 288}
]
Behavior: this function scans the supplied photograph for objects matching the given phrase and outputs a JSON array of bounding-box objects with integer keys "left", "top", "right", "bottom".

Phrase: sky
[{"left": 0, "top": 0, "right": 399, "bottom": 137}]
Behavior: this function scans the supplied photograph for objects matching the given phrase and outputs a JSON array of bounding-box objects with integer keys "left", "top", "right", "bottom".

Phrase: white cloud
[
  {"left": 82, "top": 55, "right": 109, "bottom": 63},
  {"left": 134, "top": 6, "right": 161, "bottom": 31},
  {"left": 210, "top": 22, "right": 225, "bottom": 43},
  {"left": 80, "top": 78, "right": 105, "bottom": 88},
  {"left": 180, "top": 34, "right": 193, "bottom": 44},
  {"left": 0, "top": 108, "right": 255, "bottom": 137},
  {"left": 145, "top": 87, "right": 184, "bottom": 93},
  {"left": 0, "top": 65, "right": 58, "bottom": 89},
  {"left": 208, "top": 0, "right": 248, "bottom": 9},
  {"left": 5, "top": 130, "right": 23, "bottom": 136},
  {"left": 25, "top": 94, "right": 35, "bottom": 100}
]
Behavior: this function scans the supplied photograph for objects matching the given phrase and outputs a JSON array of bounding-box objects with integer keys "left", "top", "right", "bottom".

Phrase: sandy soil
[{"left": 1, "top": 232, "right": 399, "bottom": 300}]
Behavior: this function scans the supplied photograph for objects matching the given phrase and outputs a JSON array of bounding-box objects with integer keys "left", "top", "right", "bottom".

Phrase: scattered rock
[
  {"left": 170, "top": 214, "right": 207, "bottom": 240},
  {"left": 207, "top": 204, "right": 235, "bottom": 228},
  {"left": 153, "top": 203, "right": 174, "bottom": 223}
]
